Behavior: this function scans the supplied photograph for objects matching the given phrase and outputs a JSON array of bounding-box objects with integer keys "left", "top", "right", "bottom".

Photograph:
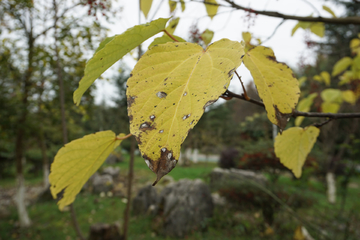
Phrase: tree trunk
[
  {"left": 14, "top": 157, "right": 31, "bottom": 227},
  {"left": 39, "top": 133, "right": 50, "bottom": 189},
  {"left": 326, "top": 172, "right": 336, "bottom": 204}
]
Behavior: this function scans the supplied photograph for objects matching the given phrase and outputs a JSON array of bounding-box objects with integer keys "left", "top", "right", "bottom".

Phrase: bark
[
  {"left": 15, "top": 166, "right": 31, "bottom": 227},
  {"left": 39, "top": 133, "right": 50, "bottom": 189},
  {"left": 326, "top": 172, "right": 336, "bottom": 204}
]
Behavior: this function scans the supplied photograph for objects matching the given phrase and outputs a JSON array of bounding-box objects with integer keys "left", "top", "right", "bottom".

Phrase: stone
[
  {"left": 105, "top": 153, "right": 123, "bottom": 165},
  {"left": 92, "top": 174, "right": 114, "bottom": 194},
  {"left": 88, "top": 223, "right": 121, "bottom": 240},
  {"left": 209, "top": 167, "right": 267, "bottom": 191},
  {"left": 132, "top": 184, "right": 158, "bottom": 216},
  {"left": 156, "top": 179, "right": 214, "bottom": 238},
  {"left": 102, "top": 166, "right": 120, "bottom": 179}
]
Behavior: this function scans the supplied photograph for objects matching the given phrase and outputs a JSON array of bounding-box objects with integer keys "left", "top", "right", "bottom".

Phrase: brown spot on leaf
[
  {"left": 127, "top": 95, "right": 137, "bottom": 107},
  {"left": 203, "top": 99, "right": 217, "bottom": 110},
  {"left": 228, "top": 68, "right": 235, "bottom": 78},
  {"left": 156, "top": 91, "right": 167, "bottom": 99},
  {"left": 139, "top": 121, "right": 155, "bottom": 132}
]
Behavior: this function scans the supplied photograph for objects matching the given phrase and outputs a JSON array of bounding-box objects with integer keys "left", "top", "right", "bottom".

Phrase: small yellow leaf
[
  {"left": 321, "top": 88, "right": 342, "bottom": 103},
  {"left": 293, "top": 226, "right": 306, "bottom": 240},
  {"left": 148, "top": 34, "right": 186, "bottom": 49},
  {"left": 295, "top": 93, "right": 318, "bottom": 126},
  {"left": 168, "top": 0, "right": 177, "bottom": 13},
  {"left": 49, "top": 131, "right": 124, "bottom": 210},
  {"left": 350, "top": 38, "right": 360, "bottom": 55},
  {"left": 322, "top": 5, "right": 337, "bottom": 18},
  {"left": 127, "top": 40, "right": 244, "bottom": 183},
  {"left": 275, "top": 126, "right": 320, "bottom": 178},
  {"left": 320, "top": 71, "right": 331, "bottom": 86},
  {"left": 342, "top": 90, "right": 356, "bottom": 104},
  {"left": 313, "top": 75, "right": 322, "bottom": 83},
  {"left": 338, "top": 70, "right": 353, "bottom": 85},
  {"left": 243, "top": 46, "right": 300, "bottom": 130},
  {"left": 165, "top": 17, "right": 179, "bottom": 35},
  {"left": 140, "top": 0, "right": 153, "bottom": 19},
  {"left": 204, "top": 0, "right": 218, "bottom": 19},
  {"left": 242, "top": 32, "right": 252, "bottom": 43},
  {"left": 180, "top": 0, "right": 185, "bottom": 11},
  {"left": 310, "top": 22, "right": 325, "bottom": 38},
  {"left": 321, "top": 102, "right": 340, "bottom": 113},
  {"left": 298, "top": 76, "right": 307, "bottom": 86},
  {"left": 201, "top": 29, "right": 214, "bottom": 46},
  {"left": 332, "top": 57, "right": 352, "bottom": 76},
  {"left": 291, "top": 22, "right": 301, "bottom": 36}
]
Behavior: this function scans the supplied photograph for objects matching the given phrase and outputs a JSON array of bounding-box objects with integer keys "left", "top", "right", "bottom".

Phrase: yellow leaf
[
  {"left": 295, "top": 93, "right": 318, "bottom": 126},
  {"left": 275, "top": 126, "right": 320, "bottom": 178},
  {"left": 350, "top": 38, "right": 360, "bottom": 55},
  {"left": 168, "top": 0, "right": 177, "bottom": 13},
  {"left": 338, "top": 71, "right": 353, "bottom": 85},
  {"left": 180, "top": 0, "right": 185, "bottom": 12},
  {"left": 291, "top": 22, "right": 301, "bottom": 36},
  {"left": 342, "top": 90, "right": 356, "bottom": 104},
  {"left": 332, "top": 57, "right": 352, "bottom": 76},
  {"left": 321, "top": 88, "right": 342, "bottom": 103},
  {"left": 127, "top": 39, "right": 244, "bottom": 183},
  {"left": 73, "top": 18, "right": 169, "bottom": 106},
  {"left": 165, "top": 17, "right": 179, "bottom": 35},
  {"left": 148, "top": 34, "right": 186, "bottom": 49},
  {"left": 140, "top": 0, "right": 153, "bottom": 19},
  {"left": 293, "top": 226, "right": 306, "bottom": 240},
  {"left": 243, "top": 46, "right": 300, "bottom": 130},
  {"left": 201, "top": 29, "right": 214, "bottom": 46},
  {"left": 49, "top": 131, "right": 124, "bottom": 210},
  {"left": 298, "top": 76, "right": 307, "bottom": 86},
  {"left": 242, "top": 32, "right": 252, "bottom": 43},
  {"left": 322, "top": 5, "right": 337, "bottom": 18},
  {"left": 310, "top": 22, "right": 325, "bottom": 38},
  {"left": 321, "top": 102, "right": 340, "bottom": 113},
  {"left": 313, "top": 75, "right": 322, "bottom": 83},
  {"left": 320, "top": 71, "right": 331, "bottom": 86},
  {"left": 204, "top": 0, "right": 218, "bottom": 19}
]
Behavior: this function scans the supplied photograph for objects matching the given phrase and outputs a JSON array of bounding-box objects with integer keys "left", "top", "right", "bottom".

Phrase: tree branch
[
  {"left": 225, "top": 90, "right": 360, "bottom": 120},
  {"left": 221, "top": 0, "right": 360, "bottom": 25}
]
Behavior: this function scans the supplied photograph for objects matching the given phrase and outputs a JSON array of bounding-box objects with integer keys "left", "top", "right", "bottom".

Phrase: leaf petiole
[
  {"left": 163, "top": 29, "right": 179, "bottom": 42},
  {"left": 235, "top": 70, "right": 250, "bottom": 100},
  {"left": 116, "top": 133, "right": 132, "bottom": 140}
]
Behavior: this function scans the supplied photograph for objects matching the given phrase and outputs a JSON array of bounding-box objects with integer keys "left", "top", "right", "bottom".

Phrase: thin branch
[
  {"left": 300, "top": 0, "right": 321, "bottom": 16},
  {"left": 225, "top": 90, "right": 360, "bottom": 120},
  {"left": 163, "top": 29, "right": 179, "bottom": 42},
  {"left": 221, "top": 0, "right": 360, "bottom": 25},
  {"left": 261, "top": 19, "right": 285, "bottom": 44},
  {"left": 235, "top": 71, "right": 250, "bottom": 100}
]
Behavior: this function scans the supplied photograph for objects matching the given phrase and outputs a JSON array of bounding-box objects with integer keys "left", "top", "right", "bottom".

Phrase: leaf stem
[
  {"left": 163, "top": 29, "right": 179, "bottom": 42},
  {"left": 235, "top": 71, "right": 250, "bottom": 100},
  {"left": 116, "top": 133, "right": 133, "bottom": 140}
]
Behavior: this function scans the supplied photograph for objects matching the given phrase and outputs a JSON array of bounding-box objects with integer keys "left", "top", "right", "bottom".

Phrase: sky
[{"left": 94, "top": 0, "right": 346, "bottom": 106}]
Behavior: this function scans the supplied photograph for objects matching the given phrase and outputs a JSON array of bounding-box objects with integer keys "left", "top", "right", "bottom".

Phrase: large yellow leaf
[
  {"left": 275, "top": 126, "right": 320, "bottom": 178},
  {"left": 310, "top": 22, "right": 325, "bottom": 37},
  {"left": 127, "top": 39, "right": 244, "bottom": 183},
  {"left": 73, "top": 18, "right": 169, "bottom": 106},
  {"left": 321, "top": 88, "right": 342, "bottom": 103},
  {"left": 243, "top": 46, "right": 300, "bottom": 130},
  {"left": 140, "top": 0, "right": 153, "bottom": 19},
  {"left": 204, "top": 0, "right": 218, "bottom": 19},
  {"left": 295, "top": 93, "right": 318, "bottom": 126},
  {"left": 148, "top": 34, "right": 186, "bottom": 49},
  {"left": 165, "top": 17, "right": 180, "bottom": 35},
  {"left": 332, "top": 57, "right": 352, "bottom": 76},
  {"left": 49, "top": 131, "right": 124, "bottom": 210}
]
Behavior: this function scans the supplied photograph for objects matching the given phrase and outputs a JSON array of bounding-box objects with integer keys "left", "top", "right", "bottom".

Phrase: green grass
[{"left": 1, "top": 155, "right": 359, "bottom": 240}]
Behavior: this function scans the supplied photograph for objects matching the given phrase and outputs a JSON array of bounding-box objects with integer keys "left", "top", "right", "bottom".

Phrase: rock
[
  {"left": 209, "top": 167, "right": 267, "bottom": 191},
  {"left": 102, "top": 166, "right": 120, "bottom": 179},
  {"left": 92, "top": 174, "right": 114, "bottom": 194},
  {"left": 132, "top": 184, "right": 158, "bottom": 216},
  {"left": 88, "top": 223, "right": 121, "bottom": 240},
  {"left": 105, "top": 153, "right": 123, "bottom": 165},
  {"left": 156, "top": 179, "right": 214, "bottom": 238},
  {"left": 211, "top": 192, "right": 227, "bottom": 206}
]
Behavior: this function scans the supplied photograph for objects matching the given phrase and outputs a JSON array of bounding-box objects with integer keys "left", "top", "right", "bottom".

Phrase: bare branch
[{"left": 221, "top": 0, "right": 360, "bottom": 25}]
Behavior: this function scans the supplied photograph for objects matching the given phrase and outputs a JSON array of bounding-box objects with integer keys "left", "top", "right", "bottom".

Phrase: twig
[
  {"left": 116, "top": 133, "right": 132, "bottom": 140},
  {"left": 261, "top": 19, "right": 285, "bottom": 44},
  {"left": 235, "top": 71, "right": 250, "bottom": 100},
  {"left": 222, "top": 0, "right": 360, "bottom": 25},
  {"left": 163, "top": 29, "right": 179, "bottom": 42}
]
